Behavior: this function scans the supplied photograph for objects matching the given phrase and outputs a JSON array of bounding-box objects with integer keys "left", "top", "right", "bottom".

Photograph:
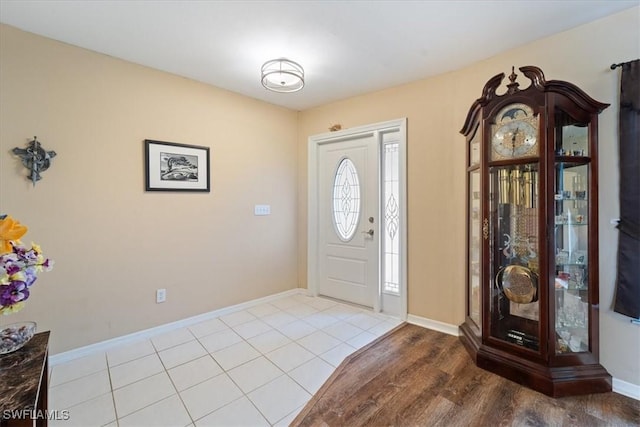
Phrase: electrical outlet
[{"left": 156, "top": 289, "right": 166, "bottom": 303}]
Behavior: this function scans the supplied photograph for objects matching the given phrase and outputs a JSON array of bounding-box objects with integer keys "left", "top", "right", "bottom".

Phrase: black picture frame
[{"left": 144, "top": 139, "right": 210, "bottom": 192}]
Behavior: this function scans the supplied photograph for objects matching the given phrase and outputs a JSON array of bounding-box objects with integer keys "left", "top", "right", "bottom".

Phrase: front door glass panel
[{"left": 332, "top": 157, "right": 361, "bottom": 241}]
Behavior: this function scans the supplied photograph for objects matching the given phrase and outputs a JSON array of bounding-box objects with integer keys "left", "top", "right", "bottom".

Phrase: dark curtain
[{"left": 613, "top": 59, "right": 640, "bottom": 319}]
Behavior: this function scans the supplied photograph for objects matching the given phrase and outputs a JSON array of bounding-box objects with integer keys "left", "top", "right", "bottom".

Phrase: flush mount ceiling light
[{"left": 261, "top": 58, "right": 304, "bottom": 93}]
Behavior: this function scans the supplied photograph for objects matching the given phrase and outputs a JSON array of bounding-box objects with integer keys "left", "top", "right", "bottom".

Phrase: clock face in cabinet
[{"left": 491, "top": 103, "right": 539, "bottom": 160}]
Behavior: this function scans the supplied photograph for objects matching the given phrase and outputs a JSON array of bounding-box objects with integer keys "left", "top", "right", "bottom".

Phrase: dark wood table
[{"left": 0, "top": 331, "right": 50, "bottom": 427}]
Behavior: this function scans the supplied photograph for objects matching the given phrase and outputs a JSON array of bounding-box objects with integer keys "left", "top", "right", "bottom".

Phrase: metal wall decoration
[{"left": 12, "top": 136, "right": 57, "bottom": 186}]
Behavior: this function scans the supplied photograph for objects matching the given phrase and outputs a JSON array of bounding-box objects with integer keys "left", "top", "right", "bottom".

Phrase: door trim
[{"left": 308, "top": 118, "right": 407, "bottom": 319}]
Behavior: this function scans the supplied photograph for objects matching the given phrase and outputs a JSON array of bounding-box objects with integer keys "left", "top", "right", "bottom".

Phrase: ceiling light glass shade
[{"left": 261, "top": 58, "right": 304, "bottom": 93}]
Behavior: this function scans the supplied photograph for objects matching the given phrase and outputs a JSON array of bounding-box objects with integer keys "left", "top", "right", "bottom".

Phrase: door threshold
[{"left": 316, "top": 294, "right": 401, "bottom": 320}]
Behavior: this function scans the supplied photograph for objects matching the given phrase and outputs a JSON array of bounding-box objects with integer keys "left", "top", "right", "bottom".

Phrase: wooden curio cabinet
[{"left": 459, "top": 66, "right": 612, "bottom": 397}]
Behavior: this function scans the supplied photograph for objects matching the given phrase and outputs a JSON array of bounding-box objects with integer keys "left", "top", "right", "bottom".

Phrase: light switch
[{"left": 254, "top": 204, "right": 271, "bottom": 216}]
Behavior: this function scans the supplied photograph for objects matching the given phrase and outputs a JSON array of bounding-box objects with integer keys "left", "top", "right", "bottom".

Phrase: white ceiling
[{"left": 1, "top": 1, "right": 637, "bottom": 111}]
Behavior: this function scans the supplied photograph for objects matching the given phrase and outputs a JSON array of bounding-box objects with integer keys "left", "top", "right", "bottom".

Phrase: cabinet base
[{"left": 459, "top": 322, "right": 612, "bottom": 397}]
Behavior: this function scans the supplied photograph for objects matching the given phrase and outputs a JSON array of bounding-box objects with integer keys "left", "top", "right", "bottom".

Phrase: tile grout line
[
  {"left": 188, "top": 330, "right": 270, "bottom": 425},
  {"left": 104, "top": 352, "right": 120, "bottom": 427},
  {"left": 174, "top": 301, "right": 333, "bottom": 425},
  {"left": 113, "top": 332, "right": 192, "bottom": 426},
  {"left": 49, "top": 296, "right": 399, "bottom": 426},
  {"left": 153, "top": 328, "right": 195, "bottom": 427},
  {"left": 197, "top": 310, "right": 294, "bottom": 425}
]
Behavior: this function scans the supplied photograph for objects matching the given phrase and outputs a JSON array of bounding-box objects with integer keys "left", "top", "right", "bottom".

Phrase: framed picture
[{"left": 144, "top": 139, "right": 210, "bottom": 192}]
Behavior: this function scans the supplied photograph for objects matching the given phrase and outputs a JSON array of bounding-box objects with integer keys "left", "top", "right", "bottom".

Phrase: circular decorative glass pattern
[{"left": 332, "top": 158, "right": 361, "bottom": 241}]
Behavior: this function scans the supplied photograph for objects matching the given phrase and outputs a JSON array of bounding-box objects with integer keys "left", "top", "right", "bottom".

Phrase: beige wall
[
  {"left": 1, "top": 6, "right": 638, "bottom": 388},
  {"left": 0, "top": 24, "right": 299, "bottom": 354},
  {"left": 298, "top": 7, "right": 640, "bottom": 386}
]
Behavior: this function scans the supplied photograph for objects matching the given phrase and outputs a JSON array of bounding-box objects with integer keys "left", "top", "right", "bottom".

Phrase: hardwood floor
[{"left": 292, "top": 323, "right": 639, "bottom": 427}]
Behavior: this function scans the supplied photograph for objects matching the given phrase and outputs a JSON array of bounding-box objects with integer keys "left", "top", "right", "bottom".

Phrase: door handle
[{"left": 361, "top": 229, "right": 374, "bottom": 237}]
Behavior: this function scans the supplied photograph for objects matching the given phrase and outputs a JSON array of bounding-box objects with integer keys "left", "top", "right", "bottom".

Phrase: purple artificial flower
[
  {"left": 0, "top": 219, "right": 53, "bottom": 314},
  {"left": 4, "top": 263, "right": 21, "bottom": 276},
  {"left": 0, "top": 252, "right": 19, "bottom": 267},
  {"left": 24, "top": 267, "right": 38, "bottom": 287},
  {"left": 0, "top": 281, "right": 30, "bottom": 306},
  {"left": 0, "top": 285, "right": 10, "bottom": 307},
  {"left": 22, "top": 249, "right": 39, "bottom": 263},
  {"left": 12, "top": 244, "right": 26, "bottom": 257}
]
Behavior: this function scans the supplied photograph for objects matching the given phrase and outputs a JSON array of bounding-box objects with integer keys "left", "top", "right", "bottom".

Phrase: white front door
[
  {"left": 309, "top": 118, "right": 407, "bottom": 318},
  {"left": 317, "top": 135, "right": 378, "bottom": 307}
]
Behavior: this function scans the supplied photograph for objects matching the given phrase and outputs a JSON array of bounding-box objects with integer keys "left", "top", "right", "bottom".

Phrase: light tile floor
[{"left": 48, "top": 294, "right": 402, "bottom": 427}]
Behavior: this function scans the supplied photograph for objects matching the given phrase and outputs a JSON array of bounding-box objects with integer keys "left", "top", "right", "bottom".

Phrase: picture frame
[{"left": 144, "top": 139, "right": 210, "bottom": 192}]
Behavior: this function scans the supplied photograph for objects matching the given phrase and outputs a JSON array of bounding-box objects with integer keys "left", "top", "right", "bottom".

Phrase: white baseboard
[
  {"left": 50, "top": 288, "right": 304, "bottom": 366},
  {"left": 613, "top": 378, "right": 640, "bottom": 400},
  {"left": 49, "top": 293, "right": 640, "bottom": 402},
  {"left": 406, "top": 314, "right": 460, "bottom": 336}
]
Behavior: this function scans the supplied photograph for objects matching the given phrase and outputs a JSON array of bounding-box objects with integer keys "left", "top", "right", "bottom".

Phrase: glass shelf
[
  {"left": 555, "top": 156, "right": 590, "bottom": 163},
  {"left": 555, "top": 198, "right": 588, "bottom": 202},
  {"left": 559, "top": 286, "right": 588, "bottom": 293}
]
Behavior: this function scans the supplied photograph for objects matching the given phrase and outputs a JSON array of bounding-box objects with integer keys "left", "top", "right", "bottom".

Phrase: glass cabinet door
[
  {"left": 468, "top": 169, "right": 481, "bottom": 328},
  {"left": 488, "top": 164, "right": 540, "bottom": 350},
  {"left": 554, "top": 112, "right": 589, "bottom": 157},
  {"left": 467, "top": 124, "right": 481, "bottom": 331},
  {"left": 553, "top": 108, "right": 591, "bottom": 354}
]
